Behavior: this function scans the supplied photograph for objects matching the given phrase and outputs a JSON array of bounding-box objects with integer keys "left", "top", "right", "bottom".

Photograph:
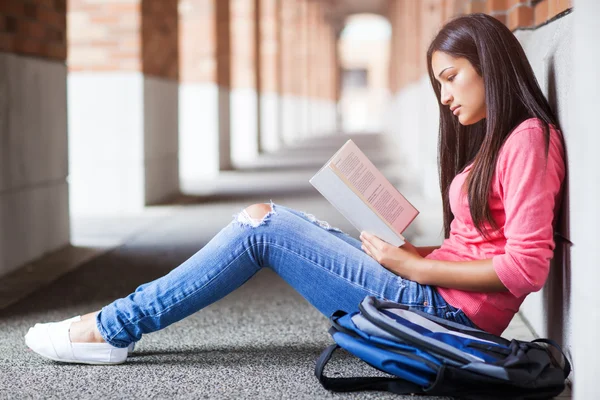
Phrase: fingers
[
  {"left": 361, "top": 243, "right": 373, "bottom": 258},
  {"left": 360, "top": 235, "right": 371, "bottom": 254},
  {"left": 359, "top": 233, "right": 370, "bottom": 255},
  {"left": 360, "top": 231, "right": 376, "bottom": 246},
  {"left": 360, "top": 231, "right": 386, "bottom": 251},
  {"left": 360, "top": 231, "right": 378, "bottom": 260}
]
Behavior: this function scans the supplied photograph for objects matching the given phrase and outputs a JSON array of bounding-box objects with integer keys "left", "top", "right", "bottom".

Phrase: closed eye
[{"left": 447, "top": 75, "right": 455, "bottom": 82}]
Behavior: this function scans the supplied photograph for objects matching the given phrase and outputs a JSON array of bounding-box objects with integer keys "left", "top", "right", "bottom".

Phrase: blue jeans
[{"left": 96, "top": 202, "right": 476, "bottom": 347}]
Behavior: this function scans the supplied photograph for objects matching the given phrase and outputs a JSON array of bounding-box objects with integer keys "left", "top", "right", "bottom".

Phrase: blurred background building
[{"left": 1, "top": 0, "right": 597, "bottom": 398}]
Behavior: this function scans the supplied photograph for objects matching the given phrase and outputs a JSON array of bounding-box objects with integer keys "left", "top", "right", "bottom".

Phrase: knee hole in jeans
[{"left": 234, "top": 201, "right": 276, "bottom": 228}]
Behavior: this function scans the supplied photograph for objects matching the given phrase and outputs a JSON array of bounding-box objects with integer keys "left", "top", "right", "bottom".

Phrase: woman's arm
[
  {"left": 414, "top": 246, "right": 440, "bottom": 258},
  {"left": 360, "top": 232, "right": 507, "bottom": 292},
  {"left": 415, "top": 258, "right": 508, "bottom": 292}
]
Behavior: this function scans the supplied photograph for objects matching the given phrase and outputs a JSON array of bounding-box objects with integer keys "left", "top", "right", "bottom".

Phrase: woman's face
[{"left": 431, "top": 51, "right": 486, "bottom": 125}]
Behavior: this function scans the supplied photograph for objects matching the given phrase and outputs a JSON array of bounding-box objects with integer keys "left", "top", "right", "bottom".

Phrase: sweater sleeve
[{"left": 492, "top": 125, "right": 563, "bottom": 298}]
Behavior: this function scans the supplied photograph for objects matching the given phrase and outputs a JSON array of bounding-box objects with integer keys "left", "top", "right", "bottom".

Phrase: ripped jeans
[{"left": 97, "top": 202, "right": 476, "bottom": 347}]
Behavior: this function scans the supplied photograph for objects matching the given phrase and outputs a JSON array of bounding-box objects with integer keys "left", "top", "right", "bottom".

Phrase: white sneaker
[
  {"left": 34, "top": 316, "right": 135, "bottom": 354},
  {"left": 25, "top": 321, "right": 128, "bottom": 365}
]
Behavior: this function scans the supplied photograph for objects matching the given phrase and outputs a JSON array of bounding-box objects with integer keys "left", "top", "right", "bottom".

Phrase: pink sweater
[{"left": 427, "top": 118, "right": 565, "bottom": 335}]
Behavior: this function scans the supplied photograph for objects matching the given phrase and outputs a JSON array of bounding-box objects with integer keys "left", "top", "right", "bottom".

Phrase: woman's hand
[{"left": 359, "top": 231, "right": 424, "bottom": 280}]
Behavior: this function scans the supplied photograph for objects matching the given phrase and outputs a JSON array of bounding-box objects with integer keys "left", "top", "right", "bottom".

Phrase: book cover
[{"left": 310, "top": 139, "right": 419, "bottom": 247}]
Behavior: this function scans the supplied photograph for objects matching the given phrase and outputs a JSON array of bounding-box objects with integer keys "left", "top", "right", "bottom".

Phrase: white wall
[
  {"left": 315, "top": 98, "right": 338, "bottom": 134},
  {"left": 68, "top": 72, "right": 179, "bottom": 215},
  {"left": 68, "top": 72, "right": 144, "bottom": 215},
  {"left": 0, "top": 53, "right": 70, "bottom": 278},
  {"left": 230, "top": 88, "right": 259, "bottom": 165},
  {"left": 179, "top": 83, "right": 220, "bottom": 185},
  {"left": 306, "top": 98, "right": 337, "bottom": 137},
  {"left": 281, "top": 95, "right": 302, "bottom": 145},
  {"left": 570, "top": 1, "right": 599, "bottom": 398},
  {"left": 513, "top": 12, "right": 574, "bottom": 359},
  {"left": 260, "top": 92, "right": 281, "bottom": 152}
]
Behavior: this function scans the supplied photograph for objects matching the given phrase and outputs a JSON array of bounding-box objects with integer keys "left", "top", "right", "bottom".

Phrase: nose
[{"left": 440, "top": 85, "right": 452, "bottom": 106}]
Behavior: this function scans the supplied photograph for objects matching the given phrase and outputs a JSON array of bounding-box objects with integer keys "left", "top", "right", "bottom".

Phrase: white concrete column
[
  {"left": 68, "top": 0, "right": 179, "bottom": 215},
  {"left": 230, "top": 0, "right": 259, "bottom": 166},
  {"left": 179, "top": 0, "right": 232, "bottom": 190},
  {"left": 0, "top": 54, "right": 69, "bottom": 278},
  {"left": 68, "top": 73, "right": 179, "bottom": 215},
  {"left": 259, "top": 0, "right": 281, "bottom": 153},
  {"left": 280, "top": 0, "right": 302, "bottom": 145}
]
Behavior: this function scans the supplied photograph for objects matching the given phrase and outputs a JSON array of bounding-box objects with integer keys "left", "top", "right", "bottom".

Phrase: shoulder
[
  {"left": 496, "top": 118, "right": 565, "bottom": 183},
  {"left": 499, "top": 118, "right": 563, "bottom": 160},
  {"left": 503, "top": 118, "right": 557, "bottom": 146}
]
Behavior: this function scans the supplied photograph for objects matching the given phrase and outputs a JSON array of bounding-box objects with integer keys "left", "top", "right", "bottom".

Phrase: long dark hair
[{"left": 426, "top": 13, "right": 560, "bottom": 239}]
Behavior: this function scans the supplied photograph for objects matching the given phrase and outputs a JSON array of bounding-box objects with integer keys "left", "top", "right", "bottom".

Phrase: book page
[{"left": 328, "top": 140, "right": 418, "bottom": 234}]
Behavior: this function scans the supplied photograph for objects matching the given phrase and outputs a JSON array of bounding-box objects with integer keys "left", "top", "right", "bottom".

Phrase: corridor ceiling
[{"left": 323, "top": 0, "right": 390, "bottom": 33}]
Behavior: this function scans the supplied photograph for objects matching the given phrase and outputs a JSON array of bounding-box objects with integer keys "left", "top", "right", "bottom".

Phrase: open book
[{"left": 309, "top": 139, "right": 419, "bottom": 247}]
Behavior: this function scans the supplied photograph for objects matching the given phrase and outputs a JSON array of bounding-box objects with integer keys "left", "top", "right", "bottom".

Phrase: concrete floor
[{"left": 0, "top": 133, "right": 571, "bottom": 399}]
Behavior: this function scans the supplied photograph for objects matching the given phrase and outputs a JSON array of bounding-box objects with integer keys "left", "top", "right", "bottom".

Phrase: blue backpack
[{"left": 315, "top": 296, "right": 571, "bottom": 399}]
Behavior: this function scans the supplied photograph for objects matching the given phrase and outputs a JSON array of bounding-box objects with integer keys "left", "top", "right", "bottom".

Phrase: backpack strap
[
  {"left": 407, "top": 308, "right": 509, "bottom": 345},
  {"left": 314, "top": 343, "right": 425, "bottom": 395},
  {"left": 532, "top": 338, "right": 572, "bottom": 377},
  {"left": 366, "top": 296, "right": 509, "bottom": 345}
]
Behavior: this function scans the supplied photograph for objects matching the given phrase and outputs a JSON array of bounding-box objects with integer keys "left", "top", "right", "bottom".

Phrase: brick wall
[
  {"left": 179, "top": 0, "right": 215, "bottom": 84},
  {"left": 142, "top": 0, "right": 178, "bottom": 80},
  {"left": 490, "top": 0, "right": 573, "bottom": 30},
  {"left": 215, "top": 0, "right": 231, "bottom": 88},
  {"left": 326, "top": 12, "right": 337, "bottom": 101},
  {"left": 315, "top": 2, "right": 337, "bottom": 102},
  {"left": 307, "top": 0, "right": 337, "bottom": 102},
  {"left": 68, "top": 0, "right": 178, "bottom": 79},
  {"left": 457, "top": 0, "right": 573, "bottom": 30},
  {"left": 307, "top": 1, "right": 318, "bottom": 101},
  {"left": 294, "top": 0, "right": 308, "bottom": 98},
  {"left": 280, "top": 0, "right": 297, "bottom": 97},
  {"left": 388, "top": 0, "right": 573, "bottom": 92},
  {"left": 0, "top": 0, "right": 67, "bottom": 61},
  {"left": 457, "top": 0, "right": 572, "bottom": 29},
  {"left": 231, "top": 0, "right": 255, "bottom": 89},
  {"left": 260, "top": 0, "right": 278, "bottom": 93},
  {"left": 280, "top": 0, "right": 336, "bottom": 100},
  {"left": 68, "top": 0, "right": 141, "bottom": 72},
  {"left": 389, "top": 0, "right": 445, "bottom": 91}
]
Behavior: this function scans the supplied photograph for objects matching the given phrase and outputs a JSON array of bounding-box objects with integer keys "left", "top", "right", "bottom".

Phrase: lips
[{"left": 451, "top": 106, "right": 461, "bottom": 116}]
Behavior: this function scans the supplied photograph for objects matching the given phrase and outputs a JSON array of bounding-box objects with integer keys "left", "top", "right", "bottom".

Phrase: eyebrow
[{"left": 437, "top": 66, "right": 454, "bottom": 78}]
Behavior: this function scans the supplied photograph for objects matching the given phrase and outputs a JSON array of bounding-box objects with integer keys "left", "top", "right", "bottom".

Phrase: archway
[{"left": 338, "top": 13, "right": 391, "bottom": 133}]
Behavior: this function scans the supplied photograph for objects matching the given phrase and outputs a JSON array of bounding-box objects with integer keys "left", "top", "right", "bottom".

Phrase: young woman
[{"left": 25, "top": 13, "right": 566, "bottom": 365}]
